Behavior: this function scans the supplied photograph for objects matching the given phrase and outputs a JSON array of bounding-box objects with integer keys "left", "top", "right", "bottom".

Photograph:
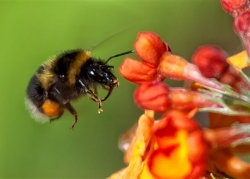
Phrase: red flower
[
  {"left": 134, "top": 32, "right": 169, "bottom": 67},
  {"left": 120, "top": 32, "right": 223, "bottom": 90},
  {"left": 134, "top": 81, "right": 220, "bottom": 114},
  {"left": 119, "top": 32, "right": 170, "bottom": 84}
]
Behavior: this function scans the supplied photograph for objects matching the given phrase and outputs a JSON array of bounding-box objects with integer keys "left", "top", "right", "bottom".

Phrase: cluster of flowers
[{"left": 108, "top": 1, "right": 250, "bottom": 179}]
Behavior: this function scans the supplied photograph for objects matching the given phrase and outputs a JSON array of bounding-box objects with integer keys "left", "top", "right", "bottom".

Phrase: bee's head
[
  {"left": 82, "top": 50, "right": 134, "bottom": 102},
  {"left": 86, "top": 60, "right": 118, "bottom": 88}
]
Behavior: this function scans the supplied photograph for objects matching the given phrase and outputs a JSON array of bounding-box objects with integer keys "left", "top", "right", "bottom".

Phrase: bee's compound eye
[{"left": 42, "top": 100, "right": 62, "bottom": 117}]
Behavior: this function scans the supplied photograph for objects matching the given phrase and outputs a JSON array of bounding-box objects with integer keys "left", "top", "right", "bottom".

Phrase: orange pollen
[{"left": 42, "top": 100, "right": 61, "bottom": 117}]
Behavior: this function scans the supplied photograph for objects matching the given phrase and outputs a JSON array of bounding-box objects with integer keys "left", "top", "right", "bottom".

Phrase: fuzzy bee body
[{"left": 25, "top": 49, "right": 129, "bottom": 129}]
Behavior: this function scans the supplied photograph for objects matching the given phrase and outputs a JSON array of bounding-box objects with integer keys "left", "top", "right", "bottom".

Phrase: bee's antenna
[
  {"left": 89, "top": 27, "right": 131, "bottom": 51},
  {"left": 104, "top": 50, "right": 134, "bottom": 64}
]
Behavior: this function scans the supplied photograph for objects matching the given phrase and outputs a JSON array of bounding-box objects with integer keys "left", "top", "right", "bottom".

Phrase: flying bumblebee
[{"left": 25, "top": 49, "right": 133, "bottom": 130}]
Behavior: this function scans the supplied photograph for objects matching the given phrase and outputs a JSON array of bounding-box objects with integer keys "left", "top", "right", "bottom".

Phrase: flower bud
[
  {"left": 192, "top": 45, "right": 228, "bottom": 78},
  {"left": 221, "top": 0, "right": 247, "bottom": 15},
  {"left": 233, "top": 10, "right": 250, "bottom": 36},
  {"left": 134, "top": 82, "right": 170, "bottom": 113}
]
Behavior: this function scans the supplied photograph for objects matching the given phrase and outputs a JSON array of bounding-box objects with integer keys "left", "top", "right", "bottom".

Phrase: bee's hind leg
[
  {"left": 64, "top": 102, "right": 78, "bottom": 130},
  {"left": 50, "top": 86, "right": 78, "bottom": 130}
]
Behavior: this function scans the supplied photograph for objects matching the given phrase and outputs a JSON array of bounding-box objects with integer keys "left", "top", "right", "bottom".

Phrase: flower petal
[
  {"left": 188, "top": 131, "right": 207, "bottom": 163},
  {"left": 134, "top": 32, "right": 168, "bottom": 67},
  {"left": 148, "top": 111, "right": 206, "bottom": 179},
  {"left": 108, "top": 112, "right": 154, "bottom": 179},
  {"left": 107, "top": 168, "right": 127, "bottom": 179},
  {"left": 119, "top": 58, "right": 157, "bottom": 84},
  {"left": 123, "top": 112, "right": 154, "bottom": 164},
  {"left": 148, "top": 148, "right": 192, "bottom": 179},
  {"left": 153, "top": 111, "right": 200, "bottom": 148},
  {"left": 227, "top": 50, "right": 250, "bottom": 71}
]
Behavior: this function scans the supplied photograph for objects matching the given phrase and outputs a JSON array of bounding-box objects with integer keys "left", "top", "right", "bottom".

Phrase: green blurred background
[{"left": 0, "top": 0, "right": 242, "bottom": 178}]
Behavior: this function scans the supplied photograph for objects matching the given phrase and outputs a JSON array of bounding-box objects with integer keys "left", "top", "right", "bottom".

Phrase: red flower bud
[
  {"left": 192, "top": 45, "right": 228, "bottom": 78},
  {"left": 233, "top": 10, "right": 250, "bottom": 36},
  {"left": 134, "top": 82, "right": 170, "bottom": 113},
  {"left": 192, "top": 46, "right": 249, "bottom": 91},
  {"left": 221, "top": 0, "right": 247, "bottom": 15},
  {"left": 134, "top": 82, "right": 220, "bottom": 113}
]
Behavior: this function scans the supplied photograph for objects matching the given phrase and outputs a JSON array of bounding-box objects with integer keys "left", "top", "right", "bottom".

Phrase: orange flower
[
  {"left": 149, "top": 111, "right": 207, "bottom": 179},
  {"left": 108, "top": 110, "right": 154, "bottom": 179},
  {"left": 119, "top": 32, "right": 170, "bottom": 84},
  {"left": 134, "top": 32, "right": 170, "bottom": 67},
  {"left": 109, "top": 110, "right": 206, "bottom": 179}
]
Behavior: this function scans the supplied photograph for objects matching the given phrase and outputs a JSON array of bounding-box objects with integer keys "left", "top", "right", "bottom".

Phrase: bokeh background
[{"left": 0, "top": 0, "right": 242, "bottom": 178}]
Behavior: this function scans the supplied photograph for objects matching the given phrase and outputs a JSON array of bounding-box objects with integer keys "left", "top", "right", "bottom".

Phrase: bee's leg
[
  {"left": 78, "top": 79, "right": 103, "bottom": 113},
  {"left": 102, "top": 85, "right": 109, "bottom": 90},
  {"left": 87, "top": 90, "right": 103, "bottom": 113},
  {"left": 64, "top": 102, "right": 78, "bottom": 130},
  {"left": 51, "top": 86, "right": 78, "bottom": 130},
  {"left": 100, "top": 86, "right": 114, "bottom": 102},
  {"left": 93, "top": 86, "right": 98, "bottom": 96}
]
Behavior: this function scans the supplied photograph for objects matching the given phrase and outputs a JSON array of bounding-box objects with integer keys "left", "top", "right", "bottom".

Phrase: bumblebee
[{"left": 25, "top": 49, "right": 133, "bottom": 130}]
